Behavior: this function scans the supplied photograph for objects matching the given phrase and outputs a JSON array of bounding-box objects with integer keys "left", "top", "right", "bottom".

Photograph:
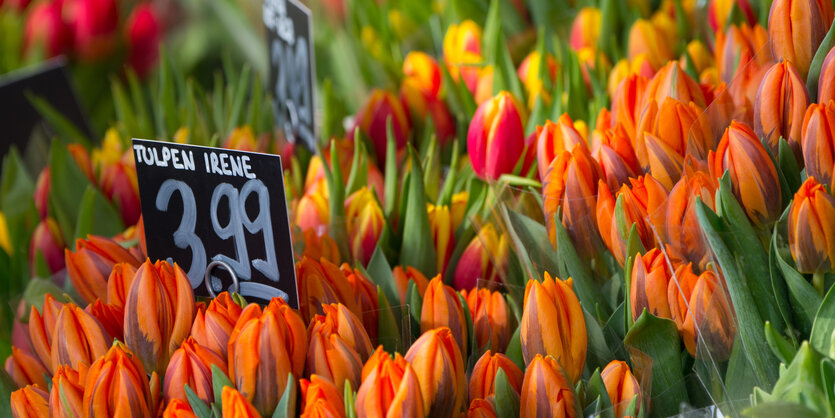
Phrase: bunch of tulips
[{"left": 7, "top": 0, "right": 835, "bottom": 416}]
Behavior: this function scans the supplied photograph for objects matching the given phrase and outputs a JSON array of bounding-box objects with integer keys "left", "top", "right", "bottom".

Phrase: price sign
[
  {"left": 132, "top": 139, "right": 298, "bottom": 307},
  {"left": 264, "top": 0, "right": 317, "bottom": 151}
]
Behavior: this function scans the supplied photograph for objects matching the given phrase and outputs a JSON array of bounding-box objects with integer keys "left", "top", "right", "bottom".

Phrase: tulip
[
  {"left": 99, "top": 159, "right": 141, "bottom": 226},
  {"left": 467, "top": 91, "right": 528, "bottom": 180},
  {"left": 443, "top": 20, "right": 483, "bottom": 95},
  {"left": 66, "top": 0, "right": 119, "bottom": 61},
  {"left": 611, "top": 74, "right": 649, "bottom": 141},
  {"left": 754, "top": 61, "right": 809, "bottom": 157},
  {"left": 82, "top": 343, "right": 156, "bottom": 417},
  {"left": 601, "top": 360, "right": 641, "bottom": 418},
  {"left": 5, "top": 0, "right": 32, "bottom": 13},
  {"left": 393, "top": 265, "right": 430, "bottom": 305},
  {"left": 404, "top": 327, "right": 467, "bottom": 417},
  {"left": 630, "top": 248, "right": 673, "bottom": 321},
  {"left": 28, "top": 294, "right": 63, "bottom": 373},
  {"left": 351, "top": 90, "right": 411, "bottom": 166},
  {"left": 296, "top": 256, "right": 356, "bottom": 323},
  {"left": 345, "top": 187, "right": 384, "bottom": 266},
  {"left": 221, "top": 386, "right": 260, "bottom": 418},
  {"left": 469, "top": 350, "right": 523, "bottom": 401},
  {"left": 356, "top": 352, "right": 424, "bottom": 418},
  {"left": 29, "top": 218, "right": 65, "bottom": 275},
  {"left": 453, "top": 223, "right": 506, "bottom": 290},
  {"left": 802, "top": 101, "right": 835, "bottom": 190},
  {"left": 635, "top": 98, "right": 714, "bottom": 173},
  {"left": 520, "top": 354, "right": 576, "bottom": 418},
  {"left": 570, "top": 7, "right": 602, "bottom": 51},
  {"left": 668, "top": 264, "right": 736, "bottom": 360},
  {"left": 163, "top": 399, "right": 197, "bottom": 418},
  {"left": 295, "top": 179, "right": 330, "bottom": 234},
  {"left": 596, "top": 176, "right": 668, "bottom": 265},
  {"left": 299, "top": 228, "right": 341, "bottom": 265},
  {"left": 642, "top": 61, "right": 707, "bottom": 110},
  {"left": 536, "top": 115, "right": 586, "bottom": 181},
  {"left": 592, "top": 124, "right": 641, "bottom": 191},
  {"left": 103, "top": 263, "right": 136, "bottom": 310},
  {"left": 67, "top": 144, "right": 96, "bottom": 184},
  {"left": 299, "top": 375, "right": 345, "bottom": 417},
  {"left": 163, "top": 337, "right": 227, "bottom": 406},
  {"left": 34, "top": 168, "right": 49, "bottom": 220},
  {"left": 422, "top": 276, "right": 468, "bottom": 355},
  {"left": 124, "top": 260, "right": 196, "bottom": 375},
  {"left": 426, "top": 204, "right": 455, "bottom": 276},
  {"left": 305, "top": 312, "right": 367, "bottom": 394},
  {"left": 85, "top": 299, "right": 124, "bottom": 342},
  {"left": 682, "top": 40, "right": 715, "bottom": 76},
  {"left": 5, "top": 347, "right": 48, "bottom": 389},
  {"left": 401, "top": 51, "right": 456, "bottom": 144},
  {"left": 521, "top": 273, "right": 587, "bottom": 384},
  {"left": 468, "top": 399, "right": 498, "bottom": 418},
  {"left": 50, "top": 364, "right": 87, "bottom": 418},
  {"left": 608, "top": 56, "right": 655, "bottom": 100},
  {"left": 303, "top": 141, "right": 355, "bottom": 193},
  {"left": 788, "top": 177, "right": 835, "bottom": 275},
  {"left": 709, "top": 121, "right": 782, "bottom": 227},
  {"left": 627, "top": 19, "right": 673, "bottom": 71},
  {"left": 707, "top": 0, "right": 756, "bottom": 31},
  {"left": 768, "top": 0, "right": 833, "bottom": 79},
  {"left": 65, "top": 234, "right": 142, "bottom": 304},
  {"left": 51, "top": 303, "right": 111, "bottom": 372},
  {"left": 191, "top": 292, "right": 243, "bottom": 359},
  {"left": 462, "top": 288, "right": 512, "bottom": 353},
  {"left": 11, "top": 385, "right": 49, "bottom": 418},
  {"left": 125, "top": 4, "right": 161, "bottom": 78},
  {"left": 450, "top": 191, "right": 469, "bottom": 230},
  {"left": 542, "top": 144, "right": 602, "bottom": 260},
  {"left": 819, "top": 48, "right": 835, "bottom": 104},
  {"left": 23, "top": 1, "right": 72, "bottom": 58},
  {"left": 666, "top": 170, "right": 717, "bottom": 270},
  {"left": 340, "top": 264, "right": 379, "bottom": 341},
  {"left": 518, "top": 51, "right": 558, "bottom": 109}
]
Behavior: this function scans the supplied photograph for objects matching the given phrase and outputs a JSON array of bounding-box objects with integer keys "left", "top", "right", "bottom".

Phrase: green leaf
[
  {"left": 807, "top": 21, "right": 835, "bottom": 102},
  {"left": 364, "top": 247, "right": 401, "bottom": 319},
  {"left": 777, "top": 139, "right": 801, "bottom": 194},
  {"left": 185, "top": 384, "right": 213, "bottom": 418},
  {"left": 73, "top": 185, "right": 125, "bottom": 241},
  {"left": 377, "top": 285, "right": 403, "bottom": 353},
  {"left": 623, "top": 310, "right": 689, "bottom": 417},
  {"left": 494, "top": 368, "right": 520, "bottom": 418},
  {"left": 554, "top": 216, "right": 607, "bottom": 318},
  {"left": 0, "top": 369, "right": 16, "bottom": 418},
  {"left": 406, "top": 280, "right": 422, "bottom": 341},
  {"left": 344, "top": 380, "right": 357, "bottom": 418},
  {"left": 384, "top": 120, "right": 399, "bottom": 218},
  {"left": 48, "top": 140, "right": 92, "bottom": 245},
  {"left": 504, "top": 209, "right": 559, "bottom": 279},
  {"left": 272, "top": 373, "right": 297, "bottom": 418},
  {"left": 23, "top": 277, "right": 64, "bottom": 311},
  {"left": 399, "top": 147, "right": 437, "bottom": 277},
  {"left": 505, "top": 324, "right": 524, "bottom": 370},
  {"left": 583, "top": 308, "right": 614, "bottom": 373},
  {"left": 764, "top": 321, "right": 797, "bottom": 365},
  {"left": 345, "top": 134, "right": 369, "bottom": 197},
  {"left": 211, "top": 364, "right": 235, "bottom": 407},
  {"left": 811, "top": 282, "right": 835, "bottom": 356},
  {"left": 26, "top": 92, "right": 91, "bottom": 146},
  {"left": 321, "top": 139, "right": 351, "bottom": 262},
  {"left": 585, "top": 370, "right": 615, "bottom": 418}
]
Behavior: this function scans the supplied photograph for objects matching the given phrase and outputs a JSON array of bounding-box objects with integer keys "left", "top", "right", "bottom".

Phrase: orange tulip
[
  {"left": 601, "top": 360, "right": 641, "bottom": 418},
  {"left": 393, "top": 265, "right": 430, "bottom": 305},
  {"left": 190, "top": 291, "right": 243, "bottom": 359},
  {"left": 592, "top": 123, "right": 641, "bottom": 191},
  {"left": 65, "top": 235, "right": 141, "bottom": 304},
  {"left": 401, "top": 51, "right": 456, "bottom": 144},
  {"left": 461, "top": 288, "right": 512, "bottom": 353},
  {"left": 630, "top": 248, "right": 673, "bottom": 321},
  {"left": 570, "top": 7, "right": 602, "bottom": 51},
  {"left": 801, "top": 101, "right": 835, "bottom": 190},
  {"left": 162, "top": 398, "right": 197, "bottom": 418},
  {"left": 29, "top": 218, "right": 65, "bottom": 274},
  {"left": 422, "top": 276, "right": 468, "bottom": 356},
  {"left": 668, "top": 264, "right": 736, "bottom": 360},
  {"left": 611, "top": 74, "right": 649, "bottom": 142},
  {"left": 467, "top": 91, "right": 528, "bottom": 180},
  {"left": 819, "top": 48, "right": 835, "bottom": 104},
  {"left": 51, "top": 303, "right": 111, "bottom": 372},
  {"left": 428, "top": 203, "right": 454, "bottom": 276},
  {"left": 124, "top": 259, "right": 195, "bottom": 375},
  {"left": 340, "top": 264, "right": 380, "bottom": 342},
  {"left": 82, "top": 343, "right": 155, "bottom": 417},
  {"left": 536, "top": 115, "right": 586, "bottom": 181},
  {"left": 105, "top": 262, "right": 138, "bottom": 309},
  {"left": 443, "top": 20, "right": 483, "bottom": 95},
  {"left": 665, "top": 170, "right": 717, "bottom": 270},
  {"left": 11, "top": 385, "right": 49, "bottom": 418},
  {"left": 28, "top": 294, "right": 63, "bottom": 373},
  {"left": 717, "top": 23, "right": 772, "bottom": 85},
  {"left": 221, "top": 386, "right": 260, "bottom": 418},
  {"left": 299, "top": 375, "right": 345, "bottom": 417},
  {"left": 356, "top": 351, "right": 424, "bottom": 418},
  {"left": 628, "top": 19, "right": 673, "bottom": 71},
  {"left": 469, "top": 350, "right": 523, "bottom": 401},
  {"left": 306, "top": 305, "right": 370, "bottom": 392},
  {"left": 468, "top": 398, "right": 498, "bottom": 418},
  {"left": 163, "top": 337, "right": 227, "bottom": 406},
  {"left": 5, "top": 347, "right": 48, "bottom": 389},
  {"left": 642, "top": 61, "right": 707, "bottom": 111},
  {"left": 520, "top": 354, "right": 576, "bottom": 418},
  {"left": 453, "top": 223, "right": 506, "bottom": 290},
  {"left": 345, "top": 187, "right": 385, "bottom": 265},
  {"left": 635, "top": 98, "right": 714, "bottom": 172},
  {"left": 754, "top": 61, "right": 809, "bottom": 156},
  {"left": 788, "top": 177, "right": 835, "bottom": 274},
  {"left": 768, "top": 0, "right": 834, "bottom": 79},
  {"left": 85, "top": 299, "right": 124, "bottom": 342},
  {"left": 296, "top": 256, "right": 356, "bottom": 323},
  {"left": 404, "top": 327, "right": 467, "bottom": 417},
  {"left": 299, "top": 228, "right": 341, "bottom": 265},
  {"left": 352, "top": 90, "right": 411, "bottom": 166},
  {"left": 709, "top": 120, "right": 782, "bottom": 227},
  {"left": 50, "top": 364, "right": 87, "bottom": 418}
]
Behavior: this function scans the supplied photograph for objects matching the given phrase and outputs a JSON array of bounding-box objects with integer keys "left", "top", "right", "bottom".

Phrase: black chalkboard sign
[
  {"left": 132, "top": 139, "right": 298, "bottom": 307},
  {"left": 263, "top": 0, "right": 317, "bottom": 151}
]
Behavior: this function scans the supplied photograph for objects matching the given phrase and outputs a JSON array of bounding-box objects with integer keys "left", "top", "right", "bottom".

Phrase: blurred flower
[
  {"left": 451, "top": 191, "right": 469, "bottom": 230},
  {"left": 23, "top": 1, "right": 72, "bottom": 58},
  {"left": 221, "top": 386, "right": 260, "bottom": 418},
  {"left": 428, "top": 204, "right": 454, "bottom": 276},
  {"left": 296, "top": 256, "right": 356, "bottom": 323},
  {"left": 682, "top": 40, "right": 715, "bottom": 76},
  {"left": 223, "top": 126, "right": 258, "bottom": 152},
  {"left": 299, "top": 375, "right": 345, "bottom": 417},
  {"left": 191, "top": 292, "right": 243, "bottom": 359},
  {"left": 468, "top": 91, "right": 527, "bottom": 180},
  {"left": 592, "top": 123, "right": 641, "bottom": 191},
  {"left": 123, "top": 260, "right": 196, "bottom": 374},
  {"left": 469, "top": 350, "right": 523, "bottom": 401},
  {"left": 788, "top": 177, "right": 835, "bottom": 274},
  {"left": 453, "top": 223, "right": 506, "bottom": 290},
  {"left": 5, "top": 347, "right": 48, "bottom": 389},
  {"left": 67, "top": 0, "right": 119, "bottom": 61},
  {"left": 401, "top": 51, "right": 456, "bottom": 144},
  {"left": 521, "top": 273, "right": 587, "bottom": 383},
  {"left": 125, "top": 3, "right": 161, "bottom": 78},
  {"left": 422, "top": 276, "right": 468, "bottom": 356},
  {"left": 642, "top": 61, "right": 707, "bottom": 110},
  {"left": 162, "top": 399, "right": 197, "bottom": 418},
  {"left": 51, "top": 303, "right": 110, "bottom": 372},
  {"left": 356, "top": 351, "right": 424, "bottom": 418},
  {"left": 404, "top": 327, "right": 467, "bottom": 417},
  {"left": 99, "top": 159, "right": 141, "bottom": 226},
  {"left": 520, "top": 355, "right": 576, "bottom": 418},
  {"left": 536, "top": 115, "right": 586, "bottom": 181},
  {"left": 608, "top": 56, "right": 655, "bottom": 100},
  {"left": 295, "top": 179, "right": 330, "bottom": 235},
  {"left": 768, "top": 0, "right": 834, "bottom": 79},
  {"left": 668, "top": 264, "right": 736, "bottom": 360},
  {"left": 802, "top": 101, "right": 835, "bottom": 190},
  {"left": 709, "top": 120, "right": 782, "bottom": 227},
  {"left": 29, "top": 218, "right": 65, "bottom": 275},
  {"left": 393, "top": 265, "right": 429, "bottom": 305},
  {"left": 49, "top": 364, "right": 86, "bottom": 418},
  {"left": 666, "top": 170, "right": 717, "bottom": 270},
  {"left": 474, "top": 65, "right": 495, "bottom": 105},
  {"left": 468, "top": 398, "right": 498, "bottom": 418},
  {"left": 10, "top": 385, "right": 49, "bottom": 418},
  {"left": 65, "top": 234, "right": 142, "bottom": 304},
  {"left": 299, "top": 228, "right": 341, "bottom": 265},
  {"left": 105, "top": 262, "right": 138, "bottom": 309},
  {"left": 443, "top": 20, "right": 483, "bottom": 95},
  {"left": 819, "top": 48, "right": 835, "bottom": 104},
  {"left": 570, "top": 7, "right": 602, "bottom": 51},
  {"left": 461, "top": 288, "right": 512, "bottom": 353},
  {"left": 352, "top": 90, "right": 411, "bottom": 167},
  {"left": 0, "top": 212, "right": 10, "bottom": 254},
  {"left": 82, "top": 343, "right": 155, "bottom": 417},
  {"left": 611, "top": 74, "right": 649, "bottom": 141},
  {"left": 628, "top": 19, "right": 673, "bottom": 70},
  {"left": 345, "top": 187, "right": 384, "bottom": 265},
  {"left": 34, "top": 168, "right": 49, "bottom": 220},
  {"left": 163, "top": 337, "right": 227, "bottom": 406},
  {"left": 518, "top": 51, "right": 558, "bottom": 109},
  {"left": 754, "top": 61, "right": 809, "bottom": 157},
  {"left": 631, "top": 248, "right": 673, "bottom": 321},
  {"left": 28, "top": 294, "right": 63, "bottom": 373},
  {"left": 707, "top": 0, "right": 756, "bottom": 31},
  {"left": 601, "top": 360, "right": 641, "bottom": 418}
]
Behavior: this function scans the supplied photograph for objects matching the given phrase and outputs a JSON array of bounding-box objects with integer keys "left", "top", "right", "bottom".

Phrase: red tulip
[
  {"left": 467, "top": 91, "right": 528, "bottom": 180},
  {"left": 352, "top": 90, "right": 411, "bottom": 167},
  {"left": 125, "top": 4, "right": 162, "bottom": 78},
  {"left": 23, "top": 1, "right": 72, "bottom": 58},
  {"left": 99, "top": 160, "right": 141, "bottom": 226},
  {"left": 66, "top": 0, "right": 119, "bottom": 61},
  {"left": 29, "top": 218, "right": 65, "bottom": 274},
  {"left": 34, "top": 168, "right": 49, "bottom": 220}
]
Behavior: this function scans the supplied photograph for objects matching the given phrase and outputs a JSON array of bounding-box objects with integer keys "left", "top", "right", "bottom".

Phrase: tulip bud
[
  {"left": 628, "top": 19, "right": 673, "bottom": 71},
  {"left": 788, "top": 177, "right": 835, "bottom": 274},
  {"left": 450, "top": 191, "right": 469, "bottom": 230},
  {"left": 630, "top": 248, "right": 673, "bottom": 321},
  {"left": 427, "top": 204, "right": 454, "bottom": 276},
  {"left": 536, "top": 115, "right": 586, "bottom": 181},
  {"left": 461, "top": 288, "right": 512, "bottom": 353},
  {"left": 570, "top": 7, "right": 602, "bottom": 51},
  {"left": 65, "top": 235, "right": 142, "bottom": 304},
  {"left": 768, "top": 0, "right": 833, "bottom": 79},
  {"left": 635, "top": 98, "right": 714, "bottom": 177},
  {"left": 404, "top": 327, "right": 467, "bottom": 417},
  {"left": 85, "top": 299, "right": 124, "bottom": 342},
  {"left": 163, "top": 337, "right": 226, "bottom": 407},
  {"left": 34, "top": 168, "right": 49, "bottom": 220},
  {"left": 682, "top": 40, "right": 715, "bottom": 76},
  {"left": 518, "top": 51, "right": 558, "bottom": 109},
  {"left": 668, "top": 264, "right": 736, "bottom": 360},
  {"left": 50, "top": 364, "right": 86, "bottom": 418},
  {"left": 221, "top": 386, "right": 260, "bottom": 418},
  {"left": 105, "top": 262, "right": 138, "bottom": 309},
  {"left": 819, "top": 48, "right": 835, "bottom": 104},
  {"left": 453, "top": 224, "right": 506, "bottom": 290},
  {"left": 29, "top": 218, "right": 65, "bottom": 275},
  {"left": 297, "top": 256, "right": 356, "bottom": 323},
  {"left": 5, "top": 347, "right": 48, "bottom": 389},
  {"left": 754, "top": 61, "right": 809, "bottom": 156},
  {"left": 295, "top": 179, "right": 330, "bottom": 234},
  {"left": 352, "top": 90, "right": 411, "bottom": 167},
  {"left": 469, "top": 350, "right": 523, "bottom": 401},
  {"left": 642, "top": 61, "right": 707, "bottom": 110},
  {"left": 123, "top": 260, "right": 196, "bottom": 375},
  {"left": 163, "top": 399, "right": 197, "bottom": 418},
  {"left": 299, "top": 228, "right": 341, "bottom": 265},
  {"left": 709, "top": 120, "right": 782, "bottom": 227},
  {"left": 467, "top": 91, "right": 528, "bottom": 180},
  {"left": 356, "top": 352, "right": 424, "bottom": 418},
  {"left": 99, "top": 160, "right": 142, "bottom": 226},
  {"left": 51, "top": 303, "right": 111, "bottom": 372},
  {"left": 305, "top": 306, "right": 370, "bottom": 393},
  {"left": 125, "top": 4, "right": 161, "bottom": 78},
  {"left": 23, "top": 1, "right": 72, "bottom": 58},
  {"left": 802, "top": 101, "right": 835, "bottom": 190},
  {"left": 28, "top": 294, "right": 63, "bottom": 373},
  {"left": 443, "top": 20, "right": 483, "bottom": 95},
  {"left": 393, "top": 265, "right": 429, "bottom": 305},
  {"left": 340, "top": 264, "right": 380, "bottom": 341},
  {"left": 422, "top": 276, "right": 468, "bottom": 356},
  {"left": 299, "top": 375, "right": 345, "bottom": 417},
  {"left": 597, "top": 176, "right": 668, "bottom": 265},
  {"left": 401, "top": 51, "right": 456, "bottom": 144},
  {"left": 11, "top": 384, "right": 49, "bottom": 418},
  {"left": 468, "top": 398, "right": 498, "bottom": 418},
  {"left": 592, "top": 124, "right": 641, "bottom": 191},
  {"left": 613, "top": 74, "right": 650, "bottom": 144},
  {"left": 601, "top": 360, "right": 641, "bottom": 418},
  {"left": 190, "top": 292, "right": 243, "bottom": 359},
  {"left": 521, "top": 273, "right": 587, "bottom": 384},
  {"left": 520, "top": 355, "right": 577, "bottom": 418},
  {"left": 345, "top": 187, "right": 384, "bottom": 266},
  {"left": 666, "top": 171, "right": 717, "bottom": 270},
  {"left": 82, "top": 343, "right": 155, "bottom": 417}
]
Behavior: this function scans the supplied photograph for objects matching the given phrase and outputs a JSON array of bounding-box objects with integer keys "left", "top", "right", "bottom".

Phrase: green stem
[{"left": 813, "top": 271, "right": 826, "bottom": 297}]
